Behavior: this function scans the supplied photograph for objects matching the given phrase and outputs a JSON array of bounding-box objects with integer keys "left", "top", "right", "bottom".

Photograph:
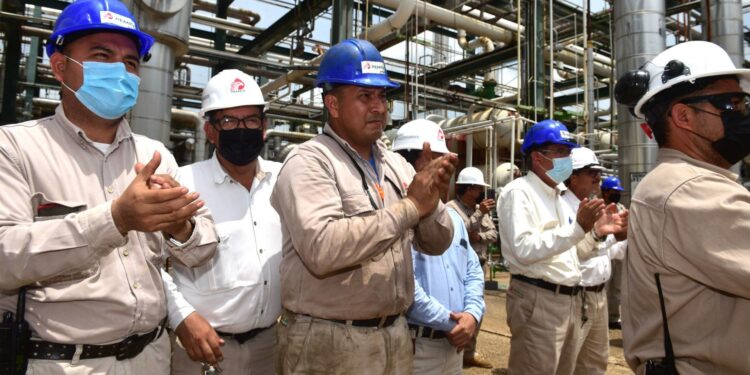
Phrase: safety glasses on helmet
[{"left": 679, "top": 92, "right": 750, "bottom": 116}]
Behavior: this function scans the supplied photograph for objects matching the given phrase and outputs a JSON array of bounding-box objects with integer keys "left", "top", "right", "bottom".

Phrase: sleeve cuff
[
  {"left": 81, "top": 201, "right": 128, "bottom": 256},
  {"left": 400, "top": 198, "right": 422, "bottom": 229}
]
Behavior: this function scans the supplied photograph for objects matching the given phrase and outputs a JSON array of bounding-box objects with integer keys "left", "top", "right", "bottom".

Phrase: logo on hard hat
[
  {"left": 230, "top": 78, "right": 246, "bottom": 93},
  {"left": 99, "top": 11, "right": 136, "bottom": 30},
  {"left": 437, "top": 129, "right": 445, "bottom": 141},
  {"left": 361, "top": 61, "right": 385, "bottom": 74},
  {"left": 560, "top": 130, "right": 572, "bottom": 139}
]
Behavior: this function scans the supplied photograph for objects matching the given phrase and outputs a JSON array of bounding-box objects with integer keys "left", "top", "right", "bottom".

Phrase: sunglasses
[{"left": 679, "top": 92, "right": 750, "bottom": 116}]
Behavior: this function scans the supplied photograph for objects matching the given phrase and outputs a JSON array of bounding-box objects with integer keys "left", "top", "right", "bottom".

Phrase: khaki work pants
[
  {"left": 573, "top": 289, "right": 609, "bottom": 375},
  {"left": 506, "top": 278, "right": 584, "bottom": 375},
  {"left": 277, "top": 312, "right": 412, "bottom": 375},
  {"left": 26, "top": 330, "right": 170, "bottom": 375},
  {"left": 413, "top": 337, "right": 462, "bottom": 375},
  {"left": 607, "top": 259, "right": 623, "bottom": 323},
  {"left": 170, "top": 325, "right": 277, "bottom": 375}
]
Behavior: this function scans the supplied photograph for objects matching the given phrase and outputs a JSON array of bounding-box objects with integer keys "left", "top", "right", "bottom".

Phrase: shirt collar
[
  {"left": 55, "top": 105, "right": 133, "bottom": 150},
  {"left": 658, "top": 148, "right": 739, "bottom": 181},
  {"left": 323, "top": 123, "right": 387, "bottom": 164},
  {"left": 527, "top": 170, "right": 567, "bottom": 198},
  {"left": 209, "top": 152, "right": 270, "bottom": 185}
]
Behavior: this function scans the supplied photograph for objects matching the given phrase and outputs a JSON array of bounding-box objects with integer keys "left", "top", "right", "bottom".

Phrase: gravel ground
[{"left": 462, "top": 272, "right": 634, "bottom": 375}]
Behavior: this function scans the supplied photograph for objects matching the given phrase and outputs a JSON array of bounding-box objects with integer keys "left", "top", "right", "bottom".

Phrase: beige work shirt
[
  {"left": 270, "top": 124, "right": 453, "bottom": 320},
  {"left": 0, "top": 106, "right": 217, "bottom": 345},
  {"left": 623, "top": 148, "right": 750, "bottom": 374},
  {"left": 446, "top": 199, "right": 497, "bottom": 259}
]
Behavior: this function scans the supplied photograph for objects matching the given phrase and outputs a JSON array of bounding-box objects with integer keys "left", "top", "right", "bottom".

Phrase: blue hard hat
[
  {"left": 316, "top": 39, "right": 399, "bottom": 89},
  {"left": 521, "top": 119, "right": 579, "bottom": 154},
  {"left": 46, "top": 0, "right": 154, "bottom": 58},
  {"left": 601, "top": 176, "right": 625, "bottom": 191}
]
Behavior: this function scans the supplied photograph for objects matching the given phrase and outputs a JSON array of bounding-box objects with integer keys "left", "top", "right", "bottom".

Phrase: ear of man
[
  {"left": 668, "top": 102, "right": 696, "bottom": 133},
  {"left": 324, "top": 93, "right": 340, "bottom": 119}
]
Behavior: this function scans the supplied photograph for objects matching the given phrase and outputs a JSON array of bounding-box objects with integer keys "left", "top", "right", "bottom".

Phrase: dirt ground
[{"left": 463, "top": 272, "right": 633, "bottom": 375}]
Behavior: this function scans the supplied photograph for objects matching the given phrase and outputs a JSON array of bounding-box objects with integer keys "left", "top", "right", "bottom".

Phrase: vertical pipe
[
  {"left": 23, "top": 5, "right": 42, "bottom": 120},
  {"left": 0, "top": 0, "right": 22, "bottom": 125},
  {"left": 548, "top": 0, "right": 554, "bottom": 118},
  {"left": 614, "top": 0, "right": 664, "bottom": 205},
  {"left": 332, "top": 0, "right": 354, "bottom": 44},
  {"left": 709, "top": 0, "right": 743, "bottom": 68},
  {"left": 516, "top": 0, "right": 522, "bottom": 109},
  {"left": 128, "top": 43, "right": 176, "bottom": 144}
]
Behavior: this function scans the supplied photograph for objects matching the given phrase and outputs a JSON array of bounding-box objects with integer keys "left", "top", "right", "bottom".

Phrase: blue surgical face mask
[
  {"left": 61, "top": 56, "right": 140, "bottom": 120},
  {"left": 541, "top": 154, "right": 573, "bottom": 184}
]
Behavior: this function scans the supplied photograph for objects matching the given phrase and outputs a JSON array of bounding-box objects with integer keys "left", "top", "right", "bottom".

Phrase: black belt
[
  {"left": 216, "top": 323, "right": 276, "bottom": 345},
  {"left": 408, "top": 324, "right": 447, "bottom": 339},
  {"left": 583, "top": 283, "right": 606, "bottom": 293},
  {"left": 326, "top": 314, "right": 400, "bottom": 328},
  {"left": 513, "top": 274, "right": 581, "bottom": 296},
  {"left": 27, "top": 324, "right": 165, "bottom": 361}
]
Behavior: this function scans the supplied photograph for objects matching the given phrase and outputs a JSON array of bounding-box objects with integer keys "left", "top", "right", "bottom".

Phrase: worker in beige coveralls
[
  {"left": 271, "top": 38, "right": 457, "bottom": 375},
  {"left": 615, "top": 40, "right": 750, "bottom": 374},
  {"left": 0, "top": 1, "right": 217, "bottom": 374}
]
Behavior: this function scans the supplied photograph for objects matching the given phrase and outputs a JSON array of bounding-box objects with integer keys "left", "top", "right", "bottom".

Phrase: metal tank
[
  {"left": 614, "top": 0, "right": 665, "bottom": 203},
  {"left": 124, "top": 0, "right": 192, "bottom": 146}
]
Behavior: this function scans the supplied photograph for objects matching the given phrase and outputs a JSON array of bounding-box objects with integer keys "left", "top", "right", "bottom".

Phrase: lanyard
[{"left": 322, "top": 133, "right": 403, "bottom": 210}]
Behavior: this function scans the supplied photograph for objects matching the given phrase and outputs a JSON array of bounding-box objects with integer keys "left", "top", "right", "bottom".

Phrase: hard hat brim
[{"left": 46, "top": 24, "right": 155, "bottom": 58}]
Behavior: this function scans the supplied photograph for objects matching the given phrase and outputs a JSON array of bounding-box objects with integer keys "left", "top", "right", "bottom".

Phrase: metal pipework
[
  {"left": 614, "top": 0, "right": 665, "bottom": 204},
  {"left": 359, "top": 0, "right": 415, "bottom": 41},
  {"left": 708, "top": 0, "right": 743, "bottom": 68},
  {"left": 371, "top": 0, "right": 517, "bottom": 43},
  {"left": 192, "top": 0, "right": 260, "bottom": 26}
]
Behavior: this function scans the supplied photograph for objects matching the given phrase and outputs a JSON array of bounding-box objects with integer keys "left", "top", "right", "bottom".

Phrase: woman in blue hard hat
[
  {"left": 271, "top": 38, "right": 458, "bottom": 374},
  {"left": 0, "top": 1, "right": 218, "bottom": 374}
]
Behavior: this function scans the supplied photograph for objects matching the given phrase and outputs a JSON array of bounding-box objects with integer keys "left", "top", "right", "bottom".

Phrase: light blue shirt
[{"left": 407, "top": 208, "right": 486, "bottom": 332}]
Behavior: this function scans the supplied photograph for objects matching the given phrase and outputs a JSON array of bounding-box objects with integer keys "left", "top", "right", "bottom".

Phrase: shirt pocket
[
  {"left": 340, "top": 192, "right": 375, "bottom": 217},
  {"left": 31, "top": 193, "right": 87, "bottom": 222}
]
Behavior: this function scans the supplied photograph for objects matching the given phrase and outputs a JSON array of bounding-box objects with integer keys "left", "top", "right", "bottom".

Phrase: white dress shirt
[
  {"left": 163, "top": 155, "right": 282, "bottom": 333},
  {"left": 561, "top": 191, "right": 627, "bottom": 287},
  {"left": 497, "top": 172, "right": 597, "bottom": 286}
]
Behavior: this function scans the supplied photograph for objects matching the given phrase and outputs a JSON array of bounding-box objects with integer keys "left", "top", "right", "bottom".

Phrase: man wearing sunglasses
[
  {"left": 615, "top": 41, "right": 750, "bottom": 374},
  {"left": 163, "top": 70, "right": 282, "bottom": 374}
]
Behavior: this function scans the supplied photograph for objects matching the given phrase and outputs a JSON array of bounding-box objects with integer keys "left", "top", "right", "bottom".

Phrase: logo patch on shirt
[
  {"left": 459, "top": 238, "right": 468, "bottom": 249},
  {"left": 361, "top": 61, "right": 386, "bottom": 75},
  {"left": 99, "top": 11, "right": 136, "bottom": 30}
]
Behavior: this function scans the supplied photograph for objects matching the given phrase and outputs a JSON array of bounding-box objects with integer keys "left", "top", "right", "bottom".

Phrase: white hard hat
[
  {"left": 392, "top": 119, "right": 449, "bottom": 154},
  {"left": 456, "top": 167, "right": 490, "bottom": 187},
  {"left": 571, "top": 147, "right": 605, "bottom": 171},
  {"left": 495, "top": 162, "right": 519, "bottom": 187},
  {"left": 201, "top": 69, "right": 267, "bottom": 117},
  {"left": 617, "top": 41, "right": 750, "bottom": 119}
]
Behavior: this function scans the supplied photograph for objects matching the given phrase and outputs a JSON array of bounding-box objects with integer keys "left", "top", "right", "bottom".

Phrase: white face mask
[{"left": 540, "top": 154, "right": 574, "bottom": 183}]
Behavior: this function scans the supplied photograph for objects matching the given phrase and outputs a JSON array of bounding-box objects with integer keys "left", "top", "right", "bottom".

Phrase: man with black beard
[
  {"left": 163, "top": 69, "right": 282, "bottom": 374},
  {"left": 615, "top": 41, "right": 750, "bottom": 374}
]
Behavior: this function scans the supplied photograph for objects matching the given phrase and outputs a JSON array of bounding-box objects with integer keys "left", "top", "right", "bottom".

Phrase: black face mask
[
  {"left": 715, "top": 110, "right": 750, "bottom": 164},
  {"left": 217, "top": 128, "right": 264, "bottom": 166},
  {"left": 608, "top": 192, "right": 621, "bottom": 204}
]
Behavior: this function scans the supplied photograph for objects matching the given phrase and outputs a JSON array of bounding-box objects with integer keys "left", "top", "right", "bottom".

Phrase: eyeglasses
[
  {"left": 679, "top": 92, "right": 750, "bottom": 116},
  {"left": 577, "top": 168, "right": 602, "bottom": 178},
  {"left": 211, "top": 115, "right": 263, "bottom": 130},
  {"left": 538, "top": 148, "right": 572, "bottom": 157}
]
